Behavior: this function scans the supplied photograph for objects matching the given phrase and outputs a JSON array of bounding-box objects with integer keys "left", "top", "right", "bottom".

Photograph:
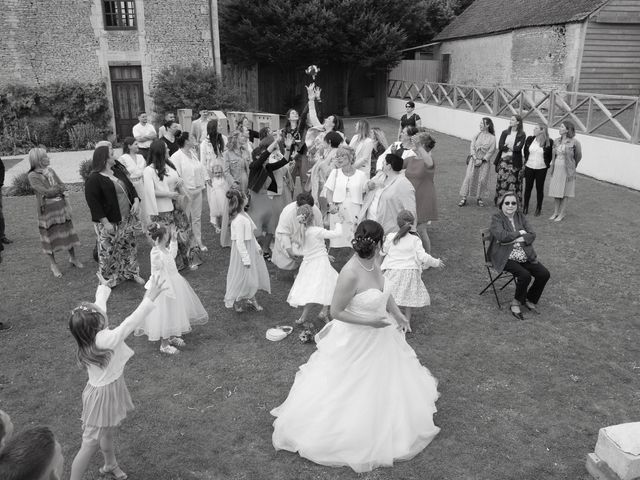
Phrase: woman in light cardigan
[
  {"left": 170, "top": 132, "right": 207, "bottom": 251},
  {"left": 547, "top": 120, "right": 582, "bottom": 222},
  {"left": 118, "top": 137, "right": 149, "bottom": 226}
]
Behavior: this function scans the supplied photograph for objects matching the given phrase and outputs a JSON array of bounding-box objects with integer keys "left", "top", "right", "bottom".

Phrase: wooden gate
[{"left": 110, "top": 66, "right": 144, "bottom": 140}]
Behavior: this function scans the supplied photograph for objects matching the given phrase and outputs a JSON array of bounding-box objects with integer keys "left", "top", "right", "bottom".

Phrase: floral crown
[{"left": 72, "top": 304, "right": 97, "bottom": 314}]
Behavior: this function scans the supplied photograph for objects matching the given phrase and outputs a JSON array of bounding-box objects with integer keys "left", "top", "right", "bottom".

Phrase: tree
[
  {"left": 150, "top": 63, "right": 246, "bottom": 114},
  {"left": 219, "top": 0, "right": 456, "bottom": 114}
]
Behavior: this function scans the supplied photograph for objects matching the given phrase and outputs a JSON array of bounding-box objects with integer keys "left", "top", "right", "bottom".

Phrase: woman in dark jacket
[
  {"left": 494, "top": 115, "right": 526, "bottom": 206},
  {"left": 247, "top": 132, "right": 294, "bottom": 258},
  {"left": 522, "top": 123, "right": 553, "bottom": 216},
  {"left": 85, "top": 145, "right": 144, "bottom": 286},
  {"left": 489, "top": 191, "right": 550, "bottom": 320}
]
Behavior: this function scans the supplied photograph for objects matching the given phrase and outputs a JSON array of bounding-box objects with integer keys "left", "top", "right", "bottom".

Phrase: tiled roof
[{"left": 434, "top": 0, "right": 610, "bottom": 41}]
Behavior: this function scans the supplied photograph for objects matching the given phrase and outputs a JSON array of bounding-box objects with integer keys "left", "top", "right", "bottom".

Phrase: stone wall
[
  {"left": 0, "top": 0, "right": 215, "bottom": 118},
  {"left": 0, "top": 0, "right": 101, "bottom": 86},
  {"left": 439, "top": 23, "right": 583, "bottom": 89}
]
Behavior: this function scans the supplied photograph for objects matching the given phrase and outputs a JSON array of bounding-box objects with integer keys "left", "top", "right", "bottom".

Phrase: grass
[{"left": 1, "top": 117, "right": 639, "bottom": 480}]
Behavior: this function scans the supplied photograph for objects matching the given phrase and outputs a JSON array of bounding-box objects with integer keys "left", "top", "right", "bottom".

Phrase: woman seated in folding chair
[{"left": 488, "top": 191, "right": 550, "bottom": 320}]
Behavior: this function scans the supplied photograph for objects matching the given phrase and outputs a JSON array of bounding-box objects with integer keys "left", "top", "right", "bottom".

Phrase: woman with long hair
[
  {"left": 272, "top": 220, "right": 440, "bottom": 473},
  {"left": 458, "top": 117, "right": 496, "bottom": 207},
  {"left": 27, "top": 147, "right": 82, "bottom": 278},
  {"left": 349, "top": 119, "right": 374, "bottom": 177},
  {"left": 85, "top": 145, "right": 144, "bottom": 287},
  {"left": 143, "top": 139, "right": 198, "bottom": 271},
  {"left": 370, "top": 127, "right": 389, "bottom": 179},
  {"left": 118, "top": 137, "right": 149, "bottom": 226},
  {"left": 171, "top": 131, "right": 208, "bottom": 251},
  {"left": 219, "top": 129, "right": 251, "bottom": 247},
  {"left": 547, "top": 121, "right": 582, "bottom": 222},
  {"left": 494, "top": 115, "right": 526, "bottom": 205},
  {"left": 523, "top": 123, "right": 553, "bottom": 216},
  {"left": 201, "top": 119, "right": 227, "bottom": 223}
]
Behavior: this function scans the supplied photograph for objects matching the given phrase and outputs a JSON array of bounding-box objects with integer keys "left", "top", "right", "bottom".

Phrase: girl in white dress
[
  {"left": 272, "top": 220, "right": 440, "bottom": 473},
  {"left": 134, "top": 222, "right": 208, "bottom": 354},
  {"left": 224, "top": 189, "right": 271, "bottom": 312},
  {"left": 287, "top": 205, "right": 343, "bottom": 324},
  {"left": 380, "top": 210, "right": 444, "bottom": 327},
  {"left": 208, "top": 164, "right": 228, "bottom": 233}
]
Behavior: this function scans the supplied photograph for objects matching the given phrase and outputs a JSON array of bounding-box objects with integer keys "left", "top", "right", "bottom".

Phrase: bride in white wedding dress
[{"left": 271, "top": 220, "right": 440, "bottom": 473}]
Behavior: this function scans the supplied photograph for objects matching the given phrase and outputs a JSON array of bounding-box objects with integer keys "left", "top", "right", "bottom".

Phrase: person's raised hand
[{"left": 145, "top": 274, "right": 168, "bottom": 302}]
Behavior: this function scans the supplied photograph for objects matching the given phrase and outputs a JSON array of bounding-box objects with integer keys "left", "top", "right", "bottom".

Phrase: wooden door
[{"left": 110, "top": 66, "right": 144, "bottom": 141}]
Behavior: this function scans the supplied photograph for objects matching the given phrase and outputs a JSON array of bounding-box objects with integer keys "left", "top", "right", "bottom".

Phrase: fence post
[
  {"left": 632, "top": 100, "right": 640, "bottom": 144},
  {"left": 492, "top": 86, "right": 499, "bottom": 116},
  {"left": 548, "top": 90, "right": 555, "bottom": 127}
]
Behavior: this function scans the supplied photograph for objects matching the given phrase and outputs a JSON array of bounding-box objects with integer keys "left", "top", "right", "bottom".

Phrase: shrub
[
  {"left": 151, "top": 63, "right": 247, "bottom": 114},
  {"left": 78, "top": 158, "right": 93, "bottom": 183},
  {"left": 68, "top": 123, "right": 103, "bottom": 150},
  {"left": 9, "top": 172, "right": 34, "bottom": 196},
  {"left": 0, "top": 81, "right": 111, "bottom": 155}
]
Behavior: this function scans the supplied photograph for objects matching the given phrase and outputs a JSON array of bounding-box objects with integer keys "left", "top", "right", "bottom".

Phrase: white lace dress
[{"left": 272, "top": 287, "right": 440, "bottom": 473}]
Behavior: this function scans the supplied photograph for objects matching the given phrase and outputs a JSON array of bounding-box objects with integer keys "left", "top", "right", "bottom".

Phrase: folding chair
[{"left": 479, "top": 228, "right": 515, "bottom": 309}]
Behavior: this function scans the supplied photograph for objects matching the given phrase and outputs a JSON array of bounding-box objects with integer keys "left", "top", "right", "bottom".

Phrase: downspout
[{"left": 209, "top": 0, "right": 222, "bottom": 79}]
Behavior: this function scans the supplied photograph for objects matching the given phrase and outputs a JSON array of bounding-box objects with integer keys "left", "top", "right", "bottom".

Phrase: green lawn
[{"left": 1, "top": 118, "right": 639, "bottom": 480}]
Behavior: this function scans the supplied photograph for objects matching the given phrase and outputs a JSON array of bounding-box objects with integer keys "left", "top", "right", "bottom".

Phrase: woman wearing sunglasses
[
  {"left": 488, "top": 192, "right": 550, "bottom": 320},
  {"left": 398, "top": 101, "right": 422, "bottom": 140}
]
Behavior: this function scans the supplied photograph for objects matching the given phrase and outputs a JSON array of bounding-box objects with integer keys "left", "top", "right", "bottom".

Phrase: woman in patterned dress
[
  {"left": 27, "top": 147, "right": 82, "bottom": 278},
  {"left": 85, "top": 146, "right": 144, "bottom": 287},
  {"left": 459, "top": 117, "right": 496, "bottom": 207},
  {"left": 493, "top": 115, "right": 526, "bottom": 206}
]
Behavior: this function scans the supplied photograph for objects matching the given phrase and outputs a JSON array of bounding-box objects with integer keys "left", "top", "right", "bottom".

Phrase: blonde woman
[
  {"left": 27, "top": 147, "right": 82, "bottom": 277},
  {"left": 348, "top": 119, "right": 374, "bottom": 177},
  {"left": 459, "top": 118, "right": 496, "bottom": 207},
  {"left": 324, "top": 145, "right": 367, "bottom": 250},
  {"left": 548, "top": 121, "right": 582, "bottom": 222}
]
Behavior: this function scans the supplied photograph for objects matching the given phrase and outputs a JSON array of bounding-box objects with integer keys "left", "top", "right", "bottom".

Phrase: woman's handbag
[{"left": 466, "top": 154, "right": 474, "bottom": 165}]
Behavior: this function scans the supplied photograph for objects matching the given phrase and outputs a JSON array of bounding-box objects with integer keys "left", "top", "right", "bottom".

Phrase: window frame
[{"left": 102, "top": 0, "right": 137, "bottom": 31}]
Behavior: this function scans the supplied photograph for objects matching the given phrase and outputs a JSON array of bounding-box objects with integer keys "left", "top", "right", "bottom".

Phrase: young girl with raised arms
[
  {"left": 135, "top": 222, "right": 209, "bottom": 354},
  {"left": 225, "top": 189, "right": 271, "bottom": 312},
  {"left": 287, "top": 204, "right": 344, "bottom": 324},
  {"left": 69, "top": 274, "right": 166, "bottom": 480},
  {"left": 380, "top": 210, "right": 445, "bottom": 328}
]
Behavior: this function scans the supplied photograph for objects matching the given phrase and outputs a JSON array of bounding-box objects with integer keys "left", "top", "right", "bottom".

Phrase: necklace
[{"left": 356, "top": 257, "right": 375, "bottom": 272}]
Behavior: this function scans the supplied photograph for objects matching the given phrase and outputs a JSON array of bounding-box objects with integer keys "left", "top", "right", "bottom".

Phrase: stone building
[
  {"left": 431, "top": 0, "right": 640, "bottom": 96},
  {"left": 0, "top": 0, "right": 215, "bottom": 138}
]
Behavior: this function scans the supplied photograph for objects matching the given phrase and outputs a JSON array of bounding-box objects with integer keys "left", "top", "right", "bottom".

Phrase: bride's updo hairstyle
[
  {"left": 351, "top": 220, "right": 384, "bottom": 259},
  {"left": 147, "top": 222, "right": 167, "bottom": 242}
]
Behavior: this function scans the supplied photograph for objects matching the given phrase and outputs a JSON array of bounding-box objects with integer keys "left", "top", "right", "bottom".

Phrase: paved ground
[{"left": 3, "top": 148, "right": 123, "bottom": 185}]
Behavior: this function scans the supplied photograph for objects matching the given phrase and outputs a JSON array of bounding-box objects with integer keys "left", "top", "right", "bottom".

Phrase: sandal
[
  {"left": 295, "top": 316, "right": 307, "bottom": 325},
  {"left": 477, "top": 199, "right": 485, "bottom": 207},
  {"left": 69, "top": 258, "right": 84, "bottom": 269},
  {"left": 317, "top": 310, "right": 330, "bottom": 322},
  {"left": 524, "top": 301, "right": 540, "bottom": 314},
  {"left": 458, "top": 198, "right": 467, "bottom": 207},
  {"left": 50, "top": 264, "right": 63, "bottom": 278},
  {"left": 169, "top": 337, "right": 186, "bottom": 347},
  {"left": 246, "top": 298, "right": 264, "bottom": 312},
  {"left": 99, "top": 464, "right": 128, "bottom": 480},
  {"left": 160, "top": 344, "right": 179, "bottom": 355},
  {"left": 509, "top": 305, "right": 524, "bottom": 321}
]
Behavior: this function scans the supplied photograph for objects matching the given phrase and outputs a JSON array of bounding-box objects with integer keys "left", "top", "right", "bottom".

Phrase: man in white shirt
[{"left": 132, "top": 111, "right": 157, "bottom": 161}]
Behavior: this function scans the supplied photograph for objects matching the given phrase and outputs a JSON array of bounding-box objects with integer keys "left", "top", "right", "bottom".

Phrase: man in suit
[{"left": 359, "top": 153, "right": 416, "bottom": 235}]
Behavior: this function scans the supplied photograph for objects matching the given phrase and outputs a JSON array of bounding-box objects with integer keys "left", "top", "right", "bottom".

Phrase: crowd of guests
[{"left": 0, "top": 91, "right": 590, "bottom": 476}]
